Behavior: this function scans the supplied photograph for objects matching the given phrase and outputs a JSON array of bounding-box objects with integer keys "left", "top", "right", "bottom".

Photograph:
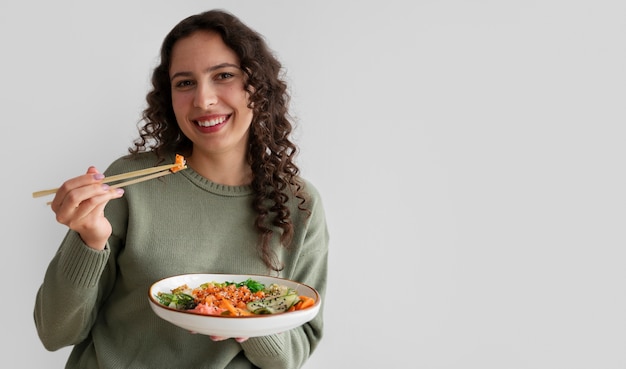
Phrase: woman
[{"left": 34, "top": 9, "right": 329, "bottom": 369}]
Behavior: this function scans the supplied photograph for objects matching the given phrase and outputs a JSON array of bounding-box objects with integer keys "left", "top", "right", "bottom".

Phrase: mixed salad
[{"left": 155, "top": 278, "right": 315, "bottom": 316}]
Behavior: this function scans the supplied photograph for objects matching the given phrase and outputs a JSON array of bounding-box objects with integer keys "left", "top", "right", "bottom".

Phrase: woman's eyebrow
[{"left": 170, "top": 63, "right": 240, "bottom": 82}]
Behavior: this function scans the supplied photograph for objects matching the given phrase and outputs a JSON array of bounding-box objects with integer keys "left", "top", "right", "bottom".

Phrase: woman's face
[{"left": 169, "top": 31, "right": 253, "bottom": 158}]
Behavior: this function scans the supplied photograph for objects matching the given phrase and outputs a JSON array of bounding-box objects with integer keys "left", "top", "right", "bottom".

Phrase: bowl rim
[{"left": 148, "top": 272, "right": 321, "bottom": 319}]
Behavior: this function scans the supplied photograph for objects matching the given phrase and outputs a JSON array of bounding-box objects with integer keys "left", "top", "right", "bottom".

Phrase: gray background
[{"left": 2, "top": 0, "right": 625, "bottom": 368}]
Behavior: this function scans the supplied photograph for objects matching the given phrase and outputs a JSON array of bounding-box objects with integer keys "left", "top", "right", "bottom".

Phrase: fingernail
[
  {"left": 115, "top": 188, "right": 124, "bottom": 195},
  {"left": 102, "top": 184, "right": 110, "bottom": 191},
  {"left": 93, "top": 173, "right": 105, "bottom": 180}
]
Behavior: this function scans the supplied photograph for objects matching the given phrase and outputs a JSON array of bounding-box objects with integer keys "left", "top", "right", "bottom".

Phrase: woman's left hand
[{"left": 210, "top": 335, "right": 248, "bottom": 343}]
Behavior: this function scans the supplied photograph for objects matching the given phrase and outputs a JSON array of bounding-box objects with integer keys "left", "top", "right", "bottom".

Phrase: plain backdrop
[{"left": 2, "top": 0, "right": 625, "bottom": 368}]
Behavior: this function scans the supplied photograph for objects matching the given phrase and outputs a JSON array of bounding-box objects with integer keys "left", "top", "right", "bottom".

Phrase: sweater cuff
[
  {"left": 58, "top": 231, "right": 110, "bottom": 288},
  {"left": 241, "top": 333, "right": 286, "bottom": 357}
]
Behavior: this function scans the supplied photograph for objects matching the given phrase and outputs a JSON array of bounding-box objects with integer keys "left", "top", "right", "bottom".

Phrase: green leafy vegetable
[
  {"left": 156, "top": 292, "right": 197, "bottom": 310},
  {"left": 233, "top": 278, "right": 266, "bottom": 293}
]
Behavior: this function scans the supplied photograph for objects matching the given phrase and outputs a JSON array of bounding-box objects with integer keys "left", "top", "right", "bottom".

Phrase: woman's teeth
[{"left": 197, "top": 116, "right": 227, "bottom": 127}]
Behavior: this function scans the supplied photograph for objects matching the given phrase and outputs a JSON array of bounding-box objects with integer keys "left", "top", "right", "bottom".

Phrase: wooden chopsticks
[{"left": 32, "top": 155, "right": 187, "bottom": 199}]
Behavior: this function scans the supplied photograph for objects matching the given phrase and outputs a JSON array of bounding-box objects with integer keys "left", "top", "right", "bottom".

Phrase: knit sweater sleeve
[
  {"left": 240, "top": 181, "right": 330, "bottom": 369},
  {"left": 33, "top": 230, "right": 119, "bottom": 351}
]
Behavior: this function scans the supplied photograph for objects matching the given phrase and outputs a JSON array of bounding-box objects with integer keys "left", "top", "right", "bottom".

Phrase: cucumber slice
[{"left": 247, "top": 293, "right": 300, "bottom": 314}]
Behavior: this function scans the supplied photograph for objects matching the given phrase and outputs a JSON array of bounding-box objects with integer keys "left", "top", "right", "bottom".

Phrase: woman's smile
[{"left": 194, "top": 114, "right": 231, "bottom": 132}]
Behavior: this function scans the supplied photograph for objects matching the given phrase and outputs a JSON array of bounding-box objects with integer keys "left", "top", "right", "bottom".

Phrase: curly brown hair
[{"left": 129, "top": 9, "right": 310, "bottom": 272}]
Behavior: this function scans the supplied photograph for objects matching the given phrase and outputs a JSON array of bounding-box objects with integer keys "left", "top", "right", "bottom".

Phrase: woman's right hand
[{"left": 50, "top": 166, "right": 125, "bottom": 250}]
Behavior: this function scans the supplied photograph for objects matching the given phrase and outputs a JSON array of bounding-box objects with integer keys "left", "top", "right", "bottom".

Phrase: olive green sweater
[{"left": 34, "top": 152, "right": 329, "bottom": 369}]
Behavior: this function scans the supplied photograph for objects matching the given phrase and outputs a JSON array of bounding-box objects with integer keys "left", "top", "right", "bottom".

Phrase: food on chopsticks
[
  {"left": 106, "top": 154, "right": 187, "bottom": 189},
  {"left": 170, "top": 154, "right": 186, "bottom": 173},
  {"left": 32, "top": 154, "right": 187, "bottom": 198},
  {"left": 154, "top": 278, "right": 315, "bottom": 316}
]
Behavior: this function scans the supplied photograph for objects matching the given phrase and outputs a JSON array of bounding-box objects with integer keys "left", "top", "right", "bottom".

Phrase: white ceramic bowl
[{"left": 148, "top": 273, "right": 321, "bottom": 337}]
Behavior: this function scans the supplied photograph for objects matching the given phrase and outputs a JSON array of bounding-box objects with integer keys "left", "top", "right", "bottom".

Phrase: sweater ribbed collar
[{"left": 178, "top": 165, "right": 254, "bottom": 197}]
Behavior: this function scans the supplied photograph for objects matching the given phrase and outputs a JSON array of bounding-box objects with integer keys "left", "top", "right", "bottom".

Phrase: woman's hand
[
  {"left": 209, "top": 336, "right": 249, "bottom": 343},
  {"left": 50, "top": 166, "right": 124, "bottom": 250},
  {"left": 189, "top": 331, "right": 248, "bottom": 342}
]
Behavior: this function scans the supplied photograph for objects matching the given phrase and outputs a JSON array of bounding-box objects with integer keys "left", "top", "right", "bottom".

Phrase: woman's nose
[{"left": 193, "top": 82, "right": 218, "bottom": 109}]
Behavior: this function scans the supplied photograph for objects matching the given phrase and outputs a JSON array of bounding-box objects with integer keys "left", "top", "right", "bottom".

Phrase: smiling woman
[
  {"left": 33, "top": 8, "right": 329, "bottom": 369},
  {"left": 169, "top": 31, "right": 255, "bottom": 175}
]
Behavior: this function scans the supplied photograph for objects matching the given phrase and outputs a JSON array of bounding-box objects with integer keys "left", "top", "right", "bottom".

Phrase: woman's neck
[{"left": 186, "top": 152, "right": 252, "bottom": 186}]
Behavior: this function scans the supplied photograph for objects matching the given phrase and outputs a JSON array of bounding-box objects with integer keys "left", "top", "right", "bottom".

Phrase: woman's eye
[
  {"left": 216, "top": 72, "right": 234, "bottom": 80},
  {"left": 174, "top": 80, "right": 194, "bottom": 88}
]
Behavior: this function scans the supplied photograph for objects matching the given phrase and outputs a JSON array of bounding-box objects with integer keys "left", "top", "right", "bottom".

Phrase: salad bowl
[{"left": 148, "top": 273, "right": 321, "bottom": 337}]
